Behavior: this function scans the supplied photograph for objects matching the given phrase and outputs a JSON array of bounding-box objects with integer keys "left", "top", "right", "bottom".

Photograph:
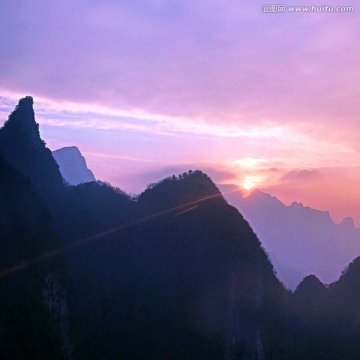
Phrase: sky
[{"left": 0, "top": 0, "right": 359, "bottom": 225}]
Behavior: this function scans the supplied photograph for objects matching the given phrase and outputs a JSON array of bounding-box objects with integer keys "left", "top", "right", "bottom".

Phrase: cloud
[
  {"left": 281, "top": 169, "right": 322, "bottom": 181},
  {"left": 0, "top": 0, "right": 359, "bottom": 143},
  {"left": 0, "top": 93, "right": 295, "bottom": 140},
  {"left": 1, "top": 1, "right": 359, "bottom": 225}
]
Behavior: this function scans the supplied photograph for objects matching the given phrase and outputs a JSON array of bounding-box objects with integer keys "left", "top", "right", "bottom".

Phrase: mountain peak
[
  {"left": 53, "top": 146, "right": 96, "bottom": 185},
  {"left": 0, "top": 97, "right": 64, "bottom": 198},
  {"left": 138, "top": 170, "right": 223, "bottom": 212},
  {"left": 339, "top": 216, "right": 355, "bottom": 229},
  {"left": 295, "top": 274, "right": 326, "bottom": 296},
  {"left": 2, "top": 96, "right": 41, "bottom": 143},
  {"left": 8, "top": 96, "right": 35, "bottom": 122},
  {"left": 60, "top": 145, "right": 81, "bottom": 153},
  {"left": 145, "top": 170, "right": 218, "bottom": 192},
  {"left": 18, "top": 95, "right": 34, "bottom": 107},
  {"left": 245, "top": 189, "right": 285, "bottom": 210}
]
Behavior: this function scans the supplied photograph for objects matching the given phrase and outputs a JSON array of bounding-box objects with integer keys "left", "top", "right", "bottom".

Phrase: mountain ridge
[
  {"left": 2, "top": 97, "right": 360, "bottom": 359},
  {"left": 0, "top": 98, "right": 287, "bottom": 359},
  {"left": 221, "top": 185, "right": 360, "bottom": 289}
]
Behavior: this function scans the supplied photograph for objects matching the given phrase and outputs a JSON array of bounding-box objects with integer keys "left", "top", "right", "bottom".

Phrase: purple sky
[{"left": 0, "top": 0, "right": 359, "bottom": 225}]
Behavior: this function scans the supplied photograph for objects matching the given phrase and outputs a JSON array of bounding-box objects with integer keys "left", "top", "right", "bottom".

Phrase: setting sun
[
  {"left": 242, "top": 176, "right": 258, "bottom": 190},
  {"left": 243, "top": 181, "right": 254, "bottom": 190}
]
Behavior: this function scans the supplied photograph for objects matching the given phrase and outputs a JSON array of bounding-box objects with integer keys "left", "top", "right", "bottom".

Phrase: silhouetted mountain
[
  {"left": 221, "top": 186, "right": 360, "bottom": 289},
  {"left": 3, "top": 97, "right": 360, "bottom": 359},
  {"left": 330, "top": 256, "right": 360, "bottom": 325},
  {"left": 53, "top": 146, "right": 96, "bottom": 185},
  {"left": 65, "top": 171, "right": 288, "bottom": 359},
  {"left": 325, "top": 256, "right": 360, "bottom": 358},
  {"left": 0, "top": 98, "right": 290, "bottom": 359},
  {"left": 0, "top": 154, "right": 67, "bottom": 360},
  {"left": 287, "top": 258, "right": 360, "bottom": 360},
  {"left": 295, "top": 275, "right": 326, "bottom": 298},
  {"left": 0, "top": 96, "right": 64, "bottom": 206}
]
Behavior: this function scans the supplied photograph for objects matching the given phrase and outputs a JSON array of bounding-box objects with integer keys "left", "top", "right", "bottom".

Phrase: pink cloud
[
  {"left": 1, "top": 0, "right": 359, "bottom": 225},
  {"left": 0, "top": 0, "right": 359, "bottom": 135}
]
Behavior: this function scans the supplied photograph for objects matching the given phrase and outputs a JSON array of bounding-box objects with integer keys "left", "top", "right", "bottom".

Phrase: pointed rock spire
[
  {"left": 2, "top": 96, "right": 41, "bottom": 143},
  {"left": 0, "top": 97, "right": 64, "bottom": 199}
]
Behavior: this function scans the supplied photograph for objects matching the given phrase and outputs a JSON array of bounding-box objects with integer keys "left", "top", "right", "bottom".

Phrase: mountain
[
  {"left": 0, "top": 96, "right": 65, "bottom": 207},
  {"left": 0, "top": 98, "right": 289, "bottom": 359},
  {"left": 294, "top": 274, "right": 327, "bottom": 298},
  {"left": 57, "top": 179, "right": 290, "bottom": 357},
  {"left": 3, "top": 97, "right": 360, "bottom": 359},
  {"left": 324, "top": 257, "right": 360, "bottom": 358},
  {"left": 53, "top": 146, "right": 96, "bottom": 185},
  {"left": 66, "top": 171, "right": 288, "bottom": 360},
  {"left": 0, "top": 154, "right": 67, "bottom": 360},
  {"left": 221, "top": 185, "right": 360, "bottom": 289},
  {"left": 288, "top": 258, "right": 360, "bottom": 360}
]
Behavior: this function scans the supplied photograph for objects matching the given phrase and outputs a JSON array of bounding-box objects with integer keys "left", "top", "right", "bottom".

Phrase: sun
[
  {"left": 242, "top": 176, "right": 258, "bottom": 190},
  {"left": 243, "top": 181, "right": 254, "bottom": 190}
]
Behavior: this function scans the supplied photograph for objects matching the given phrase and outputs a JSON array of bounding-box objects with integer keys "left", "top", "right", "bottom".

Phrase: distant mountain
[
  {"left": 220, "top": 186, "right": 360, "bottom": 289},
  {"left": 53, "top": 146, "right": 96, "bottom": 185}
]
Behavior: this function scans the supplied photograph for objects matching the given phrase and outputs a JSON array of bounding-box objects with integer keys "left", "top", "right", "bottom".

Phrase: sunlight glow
[
  {"left": 243, "top": 181, "right": 254, "bottom": 190},
  {"left": 242, "top": 176, "right": 260, "bottom": 190}
]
